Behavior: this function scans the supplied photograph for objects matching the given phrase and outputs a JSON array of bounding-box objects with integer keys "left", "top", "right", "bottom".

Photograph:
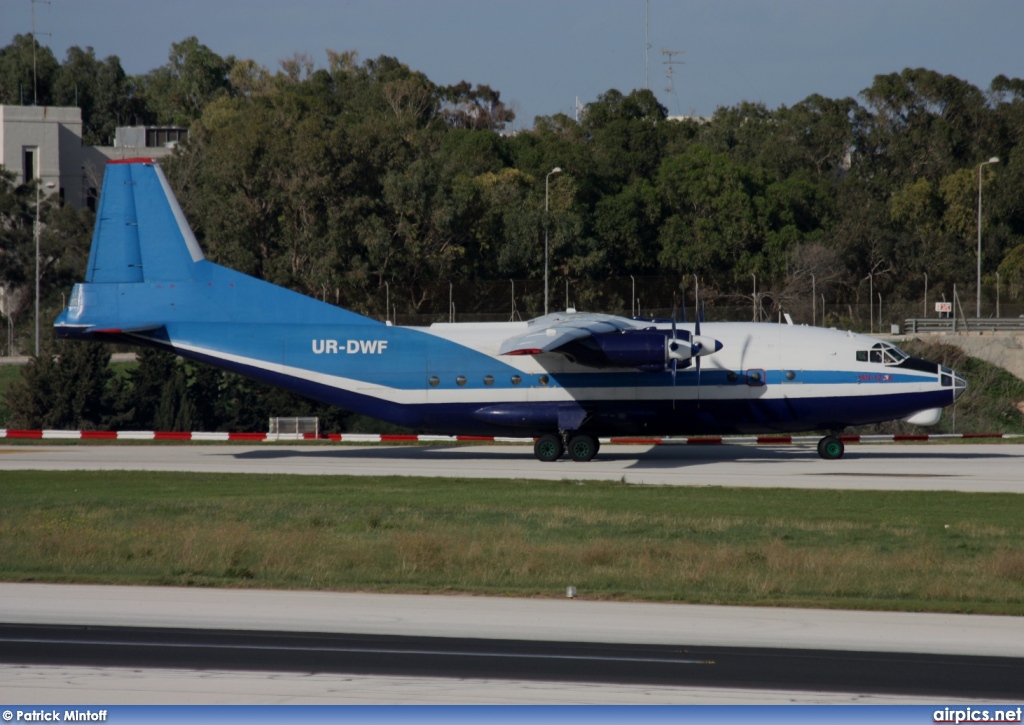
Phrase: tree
[
  {"left": 141, "top": 36, "right": 233, "bottom": 125},
  {"left": 0, "top": 34, "right": 59, "bottom": 106},
  {"left": 859, "top": 68, "right": 988, "bottom": 187},
  {"left": 5, "top": 339, "right": 116, "bottom": 430},
  {"left": 439, "top": 81, "right": 514, "bottom": 131},
  {"left": 53, "top": 47, "right": 147, "bottom": 145},
  {"left": 657, "top": 145, "right": 767, "bottom": 281}
]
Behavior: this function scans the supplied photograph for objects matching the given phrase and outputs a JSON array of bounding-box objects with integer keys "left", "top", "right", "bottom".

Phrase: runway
[
  {"left": 2, "top": 585, "right": 1023, "bottom": 704},
  {"left": 4, "top": 624, "right": 1022, "bottom": 699},
  {"left": 1, "top": 441, "right": 1023, "bottom": 492}
]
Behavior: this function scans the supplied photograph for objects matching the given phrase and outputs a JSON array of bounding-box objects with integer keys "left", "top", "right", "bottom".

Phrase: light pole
[
  {"left": 977, "top": 156, "right": 999, "bottom": 318},
  {"left": 923, "top": 272, "right": 928, "bottom": 318},
  {"left": 751, "top": 273, "right": 757, "bottom": 321},
  {"left": 865, "top": 272, "right": 873, "bottom": 334},
  {"left": 544, "top": 167, "right": 562, "bottom": 315},
  {"left": 34, "top": 179, "right": 54, "bottom": 357},
  {"left": 692, "top": 273, "right": 699, "bottom": 321},
  {"left": 809, "top": 273, "right": 816, "bottom": 326}
]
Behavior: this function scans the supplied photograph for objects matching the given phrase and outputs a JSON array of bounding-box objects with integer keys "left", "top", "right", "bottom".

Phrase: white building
[{"left": 0, "top": 105, "right": 185, "bottom": 210}]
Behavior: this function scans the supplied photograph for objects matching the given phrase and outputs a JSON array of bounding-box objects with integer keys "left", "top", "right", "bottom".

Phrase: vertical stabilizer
[{"left": 85, "top": 158, "right": 205, "bottom": 284}]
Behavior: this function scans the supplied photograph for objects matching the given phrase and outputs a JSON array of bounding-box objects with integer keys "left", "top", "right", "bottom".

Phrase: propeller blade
[
  {"left": 692, "top": 316, "right": 701, "bottom": 407},
  {"left": 696, "top": 351, "right": 701, "bottom": 408},
  {"left": 671, "top": 358, "right": 677, "bottom": 410}
]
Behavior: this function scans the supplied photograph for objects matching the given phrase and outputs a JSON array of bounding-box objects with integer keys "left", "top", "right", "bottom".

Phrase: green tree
[
  {"left": 859, "top": 68, "right": 988, "bottom": 188},
  {"left": 141, "top": 36, "right": 233, "bottom": 125},
  {"left": 5, "top": 339, "right": 116, "bottom": 430},
  {"left": 53, "top": 46, "right": 148, "bottom": 145},
  {"left": 0, "top": 34, "right": 59, "bottom": 105}
]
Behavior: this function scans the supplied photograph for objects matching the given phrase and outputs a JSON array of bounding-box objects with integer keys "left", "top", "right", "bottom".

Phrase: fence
[
  {"left": 355, "top": 276, "right": 1024, "bottom": 334},
  {"left": 268, "top": 417, "right": 319, "bottom": 440}
]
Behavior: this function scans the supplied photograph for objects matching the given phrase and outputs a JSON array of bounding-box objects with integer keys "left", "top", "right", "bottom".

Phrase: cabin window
[
  {"left": 428, "top": 376, "right": 440, "bottom": 387},
  {"left": 856, "top": 351, "right": 868, "bottom": 362},
  {"left": 785, "top": 370, "right": 796, "bottom": 380},
  {"left": 941, "top": 374, "right": 952, "bottom": 387},
  {"left": 746, "top": 369, "right": 765, "bottom": 386},
  {"left": 456, "top": 375, "right": 467, "bottom": 386},
  {"left": 483, "top": 375, "right": 494, "bottom": 386},
  {"left": 539, "top": 374, "right": 550, "bottom": 386},
  {"left": 869, "top": 350, "right": 883, "bottom": 363},
  {"left": 726, "top": 371, "right": 739, "bottom": 383},
  {"left": 511, "top": 375, "right": 522, "bottom": 386}
]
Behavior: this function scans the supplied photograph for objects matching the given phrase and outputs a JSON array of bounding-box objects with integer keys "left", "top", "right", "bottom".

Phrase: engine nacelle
[{"left": 592, "top": 332, "right": 672, "bottom": 368}]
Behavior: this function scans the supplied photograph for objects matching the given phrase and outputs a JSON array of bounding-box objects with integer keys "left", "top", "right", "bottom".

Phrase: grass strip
[{"left": 1, "top": 470, "right": 1022, "bottom": 615}]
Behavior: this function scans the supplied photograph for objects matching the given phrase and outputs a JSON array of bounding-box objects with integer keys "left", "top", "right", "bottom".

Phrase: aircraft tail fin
[{"left": 86, "top": 158, "right": 205, "bottom": 284}]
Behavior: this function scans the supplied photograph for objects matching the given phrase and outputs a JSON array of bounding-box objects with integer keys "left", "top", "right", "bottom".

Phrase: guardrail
[{"left": 903, "top": 318, "right": 1024, "bottom": 333}]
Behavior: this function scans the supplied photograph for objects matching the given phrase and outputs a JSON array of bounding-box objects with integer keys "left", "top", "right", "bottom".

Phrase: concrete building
[{"left": 0, "top": 104, "right": 186, "bottom": 210}]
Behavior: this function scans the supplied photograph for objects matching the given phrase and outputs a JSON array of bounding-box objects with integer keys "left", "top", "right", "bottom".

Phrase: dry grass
[{"left": 1, "top": 470, "right": 1022, "bottom": 613}]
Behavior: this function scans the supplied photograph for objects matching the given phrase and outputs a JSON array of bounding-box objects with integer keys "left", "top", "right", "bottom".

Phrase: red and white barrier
[{"left": 0, "top": 429, "right": 1019, "bottom": 444}]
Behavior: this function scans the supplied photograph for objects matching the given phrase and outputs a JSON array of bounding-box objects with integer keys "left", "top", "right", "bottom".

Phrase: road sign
[{"left": 935, "top": 302, "right": 952, "bottom": 313}]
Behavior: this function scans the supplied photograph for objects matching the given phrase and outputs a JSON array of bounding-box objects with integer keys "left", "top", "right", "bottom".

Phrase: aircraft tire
[
  {"left": 535, "top": 434, "right": 564, "bottom": 462},
  {"left": 567, "top": 434, "right": 598, "bottom": 462},
  {"left": 817, "top": 435, "right": 844, "bottom": 460}
]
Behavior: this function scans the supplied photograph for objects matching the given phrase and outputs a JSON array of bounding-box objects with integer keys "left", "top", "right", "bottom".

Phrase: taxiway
[{"left": 1, "top": 442, "right": 1022, "bottom": 492}]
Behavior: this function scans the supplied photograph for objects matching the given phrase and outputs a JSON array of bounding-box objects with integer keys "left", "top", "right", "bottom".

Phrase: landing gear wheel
[
  {"left": 817, "top": 435, "right": 844, "bottom": 460},
  {"left": 567, "top": 434, "right": 598, "bottom": 462},
  {"left": 535, "top": 434, "right": 564, "bottom": 462}
]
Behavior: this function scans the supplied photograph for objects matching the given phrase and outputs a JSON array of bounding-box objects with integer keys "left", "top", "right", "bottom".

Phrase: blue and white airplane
[{"left": 55, "top": 159, "right": 967, "bottom": 461}]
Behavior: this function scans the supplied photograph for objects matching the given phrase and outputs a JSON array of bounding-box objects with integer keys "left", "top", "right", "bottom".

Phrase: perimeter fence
[{"left": 353, "top": 275, "right": 1024, "bottom": 334}]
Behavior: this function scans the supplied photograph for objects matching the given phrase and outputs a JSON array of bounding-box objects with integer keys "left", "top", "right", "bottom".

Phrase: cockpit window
[{"left": 864, "top": 342, "right": 909, "bottom": 366}]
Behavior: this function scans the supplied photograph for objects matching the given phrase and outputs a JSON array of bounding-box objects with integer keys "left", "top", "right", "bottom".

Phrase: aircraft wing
[{"left": 498, "top": 312, "right": 642, "bottom": 355}]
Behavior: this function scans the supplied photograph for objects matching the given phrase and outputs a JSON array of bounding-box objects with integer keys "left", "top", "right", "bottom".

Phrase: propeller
[
  {"left": 665, "top": 289, "right": 723, "bottom": 411},
  {"left": 670, "top": 299, "right": 679, "bottom": 409},
  {"left": 694, "top": 317, "right": 702, "bottom": 407}
]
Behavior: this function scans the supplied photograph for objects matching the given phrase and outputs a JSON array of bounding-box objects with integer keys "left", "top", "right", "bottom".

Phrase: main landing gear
[
  {"left": 817, "top": 434, "right": 845, "bottom": 460},
  {"left": 534, "top": 432, "right": 600, "bottom": 462}
]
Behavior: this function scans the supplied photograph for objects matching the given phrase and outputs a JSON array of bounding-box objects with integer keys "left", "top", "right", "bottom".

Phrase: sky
[{"left": 3, "top": 0, "right": 1024, "bottom": 129}]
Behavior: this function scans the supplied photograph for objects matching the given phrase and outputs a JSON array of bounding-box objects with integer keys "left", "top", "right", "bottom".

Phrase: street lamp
[
  {"left": 35, "top": 179, "right": 55, "bottom": 357},
  {"left": 977, "top": 156, "right": 999, "bottom": 318},
  {"left": 544, "top": 167, "right": 562, "bottom": 315}
]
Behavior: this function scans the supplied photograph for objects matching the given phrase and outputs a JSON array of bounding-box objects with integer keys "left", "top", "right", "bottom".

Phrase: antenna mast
[
  {"left": 645, "top": 0, "right": 650, "bottom": 90},
  {"left": 661, "top": 48, "right": 686, "bottom": 113},
  {"left": 31, "top": 0, "right": 52, "bottom": 105}
]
